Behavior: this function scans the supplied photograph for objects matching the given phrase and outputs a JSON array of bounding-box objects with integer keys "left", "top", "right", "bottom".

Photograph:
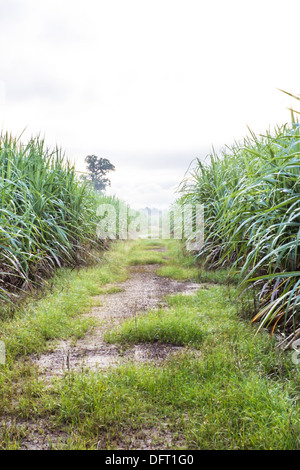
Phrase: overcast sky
[{"left": 0, "top": 0, "right": 300, "bottom": 208}]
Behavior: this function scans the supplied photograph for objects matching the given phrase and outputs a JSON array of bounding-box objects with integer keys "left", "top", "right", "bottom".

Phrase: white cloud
[{"left": 0, "top": 0, "right": 300, "bottom": 207}]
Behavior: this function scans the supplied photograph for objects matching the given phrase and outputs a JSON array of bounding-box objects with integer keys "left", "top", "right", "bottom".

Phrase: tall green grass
[
  {"left": 180, "top": 94, "right": 300, "bottom": 342},
  {"left": 0, "top": 133, "right": 126, "bottom": 306}
]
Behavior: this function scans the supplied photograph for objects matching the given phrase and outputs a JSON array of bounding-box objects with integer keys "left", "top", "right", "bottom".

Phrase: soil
[
  {"left": 32, "top": 263, "right": 201, "bottom": 378},
  {"left": 17, "top": 253, "right": 203, "bottom": 450}
]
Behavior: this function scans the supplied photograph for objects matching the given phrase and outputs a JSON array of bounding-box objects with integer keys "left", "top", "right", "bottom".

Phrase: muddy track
[
  {"left": 33, "top": 264, "right": 201, "bottom": 378},
  {"left": 12, "top": 253, "right": 203, "bottom": 449}
]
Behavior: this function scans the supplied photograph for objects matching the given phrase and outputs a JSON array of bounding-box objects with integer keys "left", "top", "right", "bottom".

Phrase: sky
[{"left": 0, "top": 0, "right": 300, "bottom": 209}]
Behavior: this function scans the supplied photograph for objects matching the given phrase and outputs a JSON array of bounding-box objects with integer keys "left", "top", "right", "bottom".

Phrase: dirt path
[{"left": 33, "top": 263, "right": 201, "bottom": 379}]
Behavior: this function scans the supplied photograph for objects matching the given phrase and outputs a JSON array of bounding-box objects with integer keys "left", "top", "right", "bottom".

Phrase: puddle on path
[{"left": 32, "top": 264, "right": 201, "bottom": 378}]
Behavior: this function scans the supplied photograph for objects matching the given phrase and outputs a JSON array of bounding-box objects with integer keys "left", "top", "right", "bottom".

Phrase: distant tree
[{"left": 84, "top": 155, "right": 115, "bottom": 191}]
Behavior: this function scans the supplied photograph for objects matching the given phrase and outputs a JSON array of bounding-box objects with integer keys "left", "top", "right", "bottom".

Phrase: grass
[
  {"left": 105, "top": 297, "right": 205, "bottom": 347},
  {"left": 44, "top": 282, "right": 300, "bottom": 450},
  {"left": 155, "top": 239, "right": 200, "bottom": 281},
  {"left": 0, "top": 133, "right": 129, "bottom": 307},
  {"left": 179, "top": 97, "right": 300, "bottom": 339},
  {"left": 0, "top": 238, "right": 299, "bottom": 449},
  {"left": 128, "top": 250, "right": 166, "bottom": 265},
  {"left": 0, "top": 242, "right": 129, "bottom": 366},
  {"left": 0, "top": 241, "right": 131, "bottom": 443}
]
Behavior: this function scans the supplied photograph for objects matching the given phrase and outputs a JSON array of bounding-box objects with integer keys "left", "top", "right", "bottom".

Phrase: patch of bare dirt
[
  {"left": 32, "top": 263, "right": 201, "bottom": 378},
  {"left": 0, "top": 417, "right": 68, "bottom": 450},
  {"left": 97, "top": 423, "right": 187, "bottom": 450}
]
